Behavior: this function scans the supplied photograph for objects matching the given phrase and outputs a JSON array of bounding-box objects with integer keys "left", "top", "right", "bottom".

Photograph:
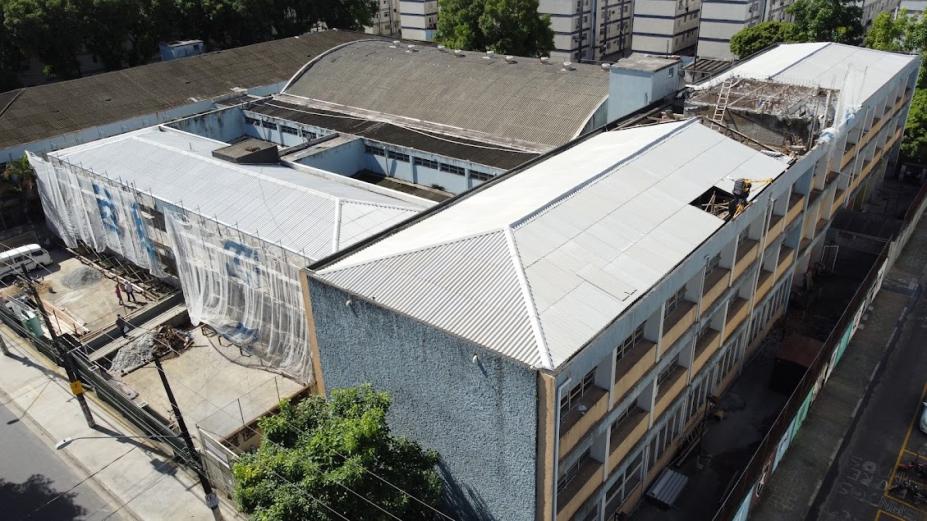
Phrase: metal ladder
[{"left": 710, "top": 77, "right": 736, "bottom": 130}]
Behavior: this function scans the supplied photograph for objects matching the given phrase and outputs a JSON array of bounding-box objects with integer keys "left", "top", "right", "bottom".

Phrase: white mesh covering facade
[{"left": 28, "top": 128, "right": 429, "bottom": 382}]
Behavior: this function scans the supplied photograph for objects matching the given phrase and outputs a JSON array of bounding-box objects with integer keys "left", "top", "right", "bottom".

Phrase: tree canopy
[
  {"left": 233, "top": 385, "right": 443, "bottom": 521},
  {"left": 786, "top": 0, "right": 863, "bottom": 44},
  {"left": 435, "top": 0, "right": 554, "bottom": 57},
  {"left": 729, "top": 0, "right": 863, "bottom": 58},
  {"left": 729, "top": 20, "right": 798, "bottom": 59},
  {"left": 0, "top": 0, "right": 375, "bottom": 84}
]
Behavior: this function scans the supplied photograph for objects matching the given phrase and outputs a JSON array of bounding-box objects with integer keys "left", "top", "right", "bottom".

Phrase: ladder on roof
[{"left": 710, "top": 77, "right": 736, "bottom": 130}]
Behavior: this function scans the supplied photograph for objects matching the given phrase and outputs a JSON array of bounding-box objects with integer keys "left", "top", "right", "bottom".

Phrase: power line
[{"left": 0, "top": 239, "right": 449, "bottom": 521}]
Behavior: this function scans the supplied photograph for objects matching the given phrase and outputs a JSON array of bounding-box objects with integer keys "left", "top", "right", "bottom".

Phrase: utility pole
[
  {"left": 20, "top": 266, "right": 95, "bottom": 428},
  {"left": 0, "top": 334, "right": 10, "bottom": 356},
  {"left": 153, "top": 354, "right": 223, "bottom": 520}
]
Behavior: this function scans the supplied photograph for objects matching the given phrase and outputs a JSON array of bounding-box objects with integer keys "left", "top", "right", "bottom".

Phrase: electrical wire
[{"left": 0, "top": 240, "right": 453, "bottom": 521}]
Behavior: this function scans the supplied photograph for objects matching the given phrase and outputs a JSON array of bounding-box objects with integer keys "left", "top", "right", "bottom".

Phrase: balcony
[
  {"left": 831, "top": 189, "right": 847, "bottom": 217},
  {"left": 785, "top": 193, "right": 804, "bottom": 226},
  {"left": 559, "top": 386, "right": 609, "bottom": 458},
  {"left": 557, "top": 455, "right": 604, "bottom": 521},
  {"left": 607, "top": 408, "right": 649, "bottom": 473},
  {"left": 776, "top": 246, "right": 795, "bottom": 282},
  {"left": 692, "top": 328, "right": 722, "bottom": 375},
  {"left": 842, "top": 141, "right": 858, "bottom": 169},
  {"left": 653, "top": 366, "right": 687, "bottom": 418},
  {"left": 815, "top": 218, "right": 827, "bottom": 237},
  {"left": 755, "top": 269, "right": 774, "bottom": 303},
  {"left": 799, "top": 237, "right": 811, "bottom": 257},
  {"left": 733, "top": 238, "right": 759, "bottom": 280},
  {"left": 702, "top": 267, "right": 730, "bottom": 311},
  {"left": 613, "top": 340, "right": 657, "bottom": 405},
  {"left": 724, "top": 297, "right": 750, "bottom": 341},
  {"left": 661, "top": 301, "right": 697, "bottom": 350},
  {"left": 808, "top": 188, "right": 823, "bottom": 207},
  {"left": 766, "top": 213, "right": 785, "bottom": 245}
]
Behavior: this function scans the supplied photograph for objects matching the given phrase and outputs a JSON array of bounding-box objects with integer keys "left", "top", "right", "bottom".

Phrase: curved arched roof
[{"left": 281, "top": 40, "right": 610, "bottom": 150}]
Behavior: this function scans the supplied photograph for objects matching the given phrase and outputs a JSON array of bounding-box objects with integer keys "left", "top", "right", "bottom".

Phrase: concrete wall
[
  {"left": 296, "top": 138, "right": 367, "bottom": 176},
  {"left": 607, "top": 63, "right": 679, "bottom": 121},
  {"left": 305, "top": 276, "right": 540, "bottom": 521}
]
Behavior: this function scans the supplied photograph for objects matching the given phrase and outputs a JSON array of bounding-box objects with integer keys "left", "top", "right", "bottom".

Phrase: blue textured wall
[{"left": 307, "top": 277, "right": 539, "bottom": 521}]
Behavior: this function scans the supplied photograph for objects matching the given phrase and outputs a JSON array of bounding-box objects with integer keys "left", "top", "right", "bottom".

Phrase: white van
[{"left": 0, "top": 244, "right": 52, "bottom": 279}]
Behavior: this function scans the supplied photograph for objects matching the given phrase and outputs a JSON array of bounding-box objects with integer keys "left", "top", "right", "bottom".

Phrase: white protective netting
[
  {"left": 165, "top": 212, "right": 312, "bottom": 382},
  {"left": 29, "top": 152, "right": 313, "bottom": 383},
  {"left": 29, "top": 152, "right": 166, "bottom": 276}
]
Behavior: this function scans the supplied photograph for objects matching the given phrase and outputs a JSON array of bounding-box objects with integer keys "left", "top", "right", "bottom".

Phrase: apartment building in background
[
  {"left": 697, "top": 0, "right": 901, "bottom": 60},
  {"left": 540, "top": 0, "right": 635, "bottom": 62},
  {"left": 365, "top": 0, "right": 401, "bottom": 36},
  {"left": 300, "top": 43, "right": 917, "bottom": 521},
  {"left": 399, "top": 0, "right": 438, "bottom": 41},
  {"left": 631, "top": 0, "right": 701, "bottom": 55}
]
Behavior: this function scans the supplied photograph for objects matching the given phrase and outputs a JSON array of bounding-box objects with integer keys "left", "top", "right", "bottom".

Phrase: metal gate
[{"left": 197, "top": 426, "right": 238, "bottom": 500}]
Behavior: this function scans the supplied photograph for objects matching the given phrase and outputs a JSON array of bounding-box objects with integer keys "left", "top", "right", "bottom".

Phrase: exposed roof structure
[
  {"left": 51, "top": 127, "right": 430, "bottom": 260},
  {"left": 614, "top": 53, "right": 679, "bottom": 73},
  {"left": 315, "top": 119, "right": 789, "bottom": 370},
  {"left": 281, "top": 40, "right": 611, "bottom": 150},
  {"left": 697, "top": 43, "right": 917, "bottom": 110},
  {"left": 0, "top": 31, "right": 369, "bottom": 150}
]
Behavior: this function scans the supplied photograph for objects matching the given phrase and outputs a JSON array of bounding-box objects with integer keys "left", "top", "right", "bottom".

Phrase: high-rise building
[
  {"left": 365, "top": 0, "right": 401, "bottom": 36},
  {"left": 631, "top": 0, "right": 702, "bottom": 55},
  {"left": 399, "top": 0, "right": 438, "bottom": 41}
]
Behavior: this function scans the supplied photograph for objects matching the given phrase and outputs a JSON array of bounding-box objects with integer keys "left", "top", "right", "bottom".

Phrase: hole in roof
[{"left": 691, "top": 186, "right": 734, "bottom": 220}]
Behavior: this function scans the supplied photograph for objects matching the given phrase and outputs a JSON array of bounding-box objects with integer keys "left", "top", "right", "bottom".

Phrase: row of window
[{"left": 559, "top": 369, "right": 596, "bottom": 422}]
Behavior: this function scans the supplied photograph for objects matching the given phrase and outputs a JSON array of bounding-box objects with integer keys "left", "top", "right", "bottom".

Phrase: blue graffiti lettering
[
  {"left": 223, "top": 240, "right": 261, "bottom": 287},
  {"left": 92, "top": 183, "right": 122, "bottom": 235},
  {"left": 131, "top": 203, "right": 158, "bottom": 267},
  {"left": 221, "top": 321, "right": 258, "bottom": 343}
]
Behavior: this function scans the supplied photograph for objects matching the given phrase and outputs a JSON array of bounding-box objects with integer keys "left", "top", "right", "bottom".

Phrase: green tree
[
  {"left": 864, "top": 10, "right": 910, "bottom": 51},
  {"left": 1, "top": 156, "right": 35, "bottom": 193},
  {"left": 902, "top": 89, "right": 927, "bottom": 164},
  {"left": 786, "top": 0, "right": 864, "bottom": 45},
  {"left": 2, "top": 0, "right": 83, "bottom": 79},
  {"left": 729, "top": 20, "right": 797, "bottom": 59},
  {"left": 233, "top": 385, "right": 443, "bottom": 521},
  {"left": 0, "top": 6, "right": 24, "bottom": 91},
  {"left": 80, "top": 0, "right": 142, "bottom": 70},
  {"left": 436, "top": 0, "right": 553, "bottom": 56}
]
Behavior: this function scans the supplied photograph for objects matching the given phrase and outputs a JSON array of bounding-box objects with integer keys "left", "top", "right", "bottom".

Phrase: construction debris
[{"left": 109, "top": 325, "right": 193, "bottom": 375}]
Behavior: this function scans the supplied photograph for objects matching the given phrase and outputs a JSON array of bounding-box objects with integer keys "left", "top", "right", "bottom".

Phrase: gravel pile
[{"left": 61, "top": 266, "right": 102, "bottom": 289}]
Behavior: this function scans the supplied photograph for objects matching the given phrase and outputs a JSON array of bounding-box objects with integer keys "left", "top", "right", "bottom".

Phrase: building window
[
  {"left": 280, "top": 125, "right": 298, "bottom": 135},
  {"left": 616, "top": 323, "right": 645, "bottom": 366},
  {"left": 387, "top": 150, "right": 410, "bottom": 162},
  {"left": 560, "top": 369, "right": 596, "bottom": 419},
  {"left": 414, "top": 157, "right": 439, "bottom": 169},
  {"left": 557, "top": 449, "right": 590, "bottom": 493},
  {"left": 260, "top": 120, "right": 276, "bottom": 129},
  {"left": 470, "top": 170, "right": 492, "bottom": 181},
  {"left": 303, "top": 131, "right": 318, "bottom": 140},
  {"left": 365, "top": 145, "right": 386, "bottom": 157},
  {"left": 439, "top": 163, "right": 466, "bottom": 175},
  {"left": 244, "top": 116, "right": 260, "bottom": 126},
  {"left": 664, "top": 286, "right": 686, "bottom": 317}
]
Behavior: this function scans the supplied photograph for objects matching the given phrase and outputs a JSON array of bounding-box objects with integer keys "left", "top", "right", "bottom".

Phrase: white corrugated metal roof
[
  {"left": 281, "top": 40, "right": 610, "bottom": 149},
  {"left": 318, "top": 119, "right": 789, "bottom": 369},
  {"left": 51, "top": 127, "right": 431, "bottom": 261},
  {"left": 698, "top": 43, "right": 917, "bottom": 110}
]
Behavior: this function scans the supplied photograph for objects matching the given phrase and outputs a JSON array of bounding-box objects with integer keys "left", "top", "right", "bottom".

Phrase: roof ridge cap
[
  {"left": 502, "top": 225, "right": 554, "bottom": 370},
  {"left": 318, "top": 228, "right": 508, "bottom": 276},
  {"left": 510, "top": 119, "right": 698, "bottom": 230}
]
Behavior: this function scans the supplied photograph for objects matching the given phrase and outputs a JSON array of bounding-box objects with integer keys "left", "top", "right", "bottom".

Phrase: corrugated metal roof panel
[{"left": 317, "top": 120, "right": 789, "bottom": 368}]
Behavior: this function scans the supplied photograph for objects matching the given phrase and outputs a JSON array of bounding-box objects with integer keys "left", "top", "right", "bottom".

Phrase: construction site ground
[
  {"left": 119, "top": 326, "right": 303, "bottom": 439},
  {"left": 1, "top": 246, "right": 305, "bottom": 441}
]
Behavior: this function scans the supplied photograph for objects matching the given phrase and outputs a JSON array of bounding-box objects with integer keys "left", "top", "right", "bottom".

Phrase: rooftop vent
[
  {"left": 483, "top": 50, "right": 495, "bottom": 60},
  {"left": 406, "top": 44, "right": 418, "bottom": 53},
  {"left": 212, "top": 138, "right": 279, "bottom": 165},
  {"left": 437, "top": 44, "right": 447, "bottom": 52},
  {"left": 540, "top": 56, "right": 551, "bottom": 64},
  {"left": 561, "top": 61, "right": 575, "bottom": 71},
  {"left": 454, "top": 49, "right": 464, "bottom": 57},
  {"left": 601, "top": 63, "right": 611, "bottom": 71},
  {"left": 390, "top": 40, "right": 400, "bottom": 48}
]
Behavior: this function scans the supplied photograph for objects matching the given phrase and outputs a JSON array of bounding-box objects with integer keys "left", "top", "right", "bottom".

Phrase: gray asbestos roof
[
  {"left": 315, "top": 119, "right": 790, "bottom": 370},
  {"left": 0, "top": 31, "right": 368, "bottom": 150},
  {"left": 282, "top": 40, "right": 610, "bottom": 150}
]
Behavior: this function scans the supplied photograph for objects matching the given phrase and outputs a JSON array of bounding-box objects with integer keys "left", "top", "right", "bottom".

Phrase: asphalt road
[
  {"left": 0, "top": 400, "right": 123, "bottom": 521},
  {"left": 811, "top": 281, "right": 927, "bottom": 521}
]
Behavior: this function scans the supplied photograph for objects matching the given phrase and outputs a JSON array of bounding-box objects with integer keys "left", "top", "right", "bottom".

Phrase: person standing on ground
[
  {"left": 115, "top": 283, "right": 123, "bottom": 306},
  {"left": 116, "top": 314, "right": 129, "bottom": 338},
  {"left": 123, "top": 281, "right": 137, "bottom": 304}
]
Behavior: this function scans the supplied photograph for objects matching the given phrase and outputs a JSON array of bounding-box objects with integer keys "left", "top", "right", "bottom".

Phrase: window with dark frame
[
  {"left": 440, "top": 163, "right": 466, "bottom": 175},
  {"left": 560, "top": 369, "right": 596, "bottom": 421},
  {"left": 664, "top": 286, "right": 686, "bottom": 317},
  {"left": 557, "top": 448, "right": 590, "bottom": 493},
  {"left": 470, "top": 170, "right": 492, "bottom": 181},
  {"left": 365, "top": 145, "right": 385, "bottom": 157},
  {"left": 414, "top": 157, "right": 439, "bottom": 169},
  {"left": 615, "top": 323, "right": 645, "bottom": 369},
  {"left": 387, "top": 150, "right": 410, "bottom": 162}
]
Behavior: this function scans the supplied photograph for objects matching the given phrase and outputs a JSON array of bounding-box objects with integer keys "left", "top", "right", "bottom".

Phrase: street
[
  {"left": 809, "top": 258, "right": 927, "bottom": 520},
  {"left": 0, "top": 400, "right": 123, "bottom": 520}
]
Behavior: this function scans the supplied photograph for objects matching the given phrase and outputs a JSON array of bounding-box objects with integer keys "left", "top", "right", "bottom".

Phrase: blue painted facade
[{"left": 306, "top": 276, "right": 540, "bottom": 521}]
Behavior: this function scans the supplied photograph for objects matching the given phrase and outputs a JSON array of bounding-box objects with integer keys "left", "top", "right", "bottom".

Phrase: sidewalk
[
  {"left": 750, "top": 214, "right": 927, "bottom": 521},
  {"left": 0, "top": 323, "right": 243, "bottom": 521}
]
